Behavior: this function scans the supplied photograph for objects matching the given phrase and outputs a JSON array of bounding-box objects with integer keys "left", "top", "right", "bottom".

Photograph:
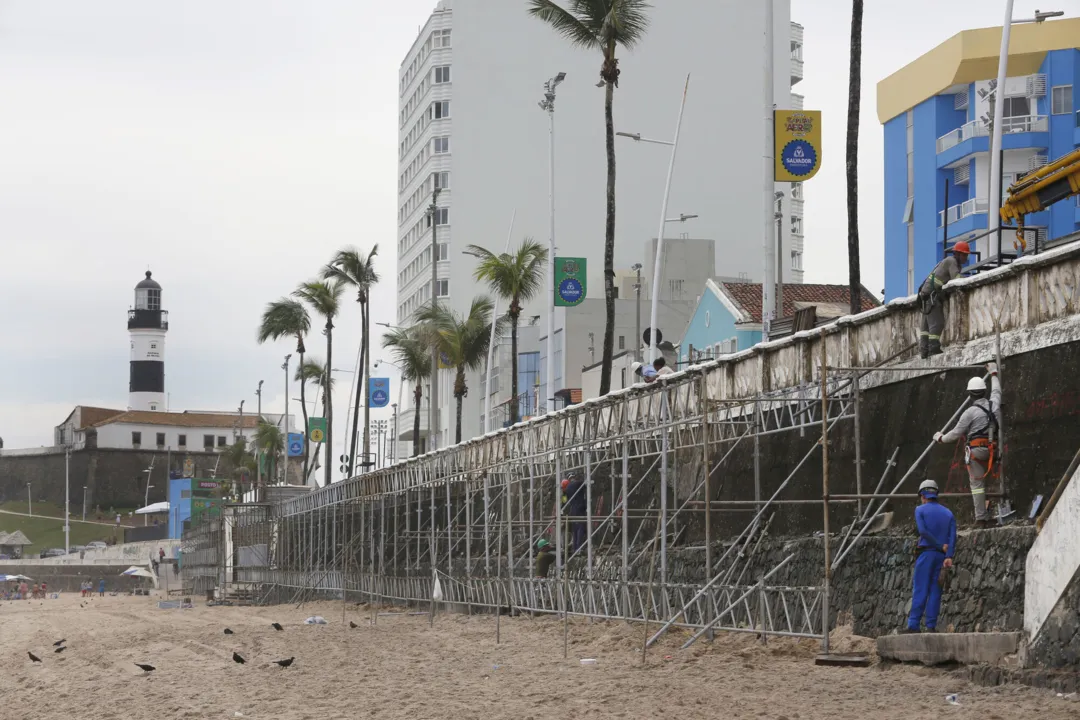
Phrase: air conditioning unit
[
  {"left": 1026, "top": 74, "right": 1047, "bottom": 97},
  {"left": 954, "top": 164, "right": 970, "bottom": 186},
  {"left": 1037, "top": 227, "right": 1048, "bottom": 245},
  {"left": 954, "top": 91, "right": 969, "bottom": 110}
]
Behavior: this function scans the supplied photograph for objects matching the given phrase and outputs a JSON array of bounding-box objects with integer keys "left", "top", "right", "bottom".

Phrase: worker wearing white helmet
[{"left": 933, "top": 362, "right": 1002, "bottom": 526}]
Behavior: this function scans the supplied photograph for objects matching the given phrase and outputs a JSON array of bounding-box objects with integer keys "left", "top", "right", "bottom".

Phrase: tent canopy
[
  {"left": 120, "top": 566, "right": 155, "bottom": 578},
  {"left": 0, "top": 530, "right": 33, "bottom": 546},
  {"left": 0, "top": 574, "right": 34, "bottom": 582},
  {"left": 135, "top": 501, "right": 169, "bottom": 515}
]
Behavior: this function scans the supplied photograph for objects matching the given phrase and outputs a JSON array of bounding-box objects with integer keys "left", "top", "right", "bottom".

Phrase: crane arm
[{"left": 1000, "top": 147, "right": 1080, "bottom": 253}]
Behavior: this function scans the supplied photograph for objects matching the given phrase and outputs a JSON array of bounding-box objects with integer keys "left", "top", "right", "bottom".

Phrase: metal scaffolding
[{"left": 182, "top": 338, "right": 992, "bottom": 652}]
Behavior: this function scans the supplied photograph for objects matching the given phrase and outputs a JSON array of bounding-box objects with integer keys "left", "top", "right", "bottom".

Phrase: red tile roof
[
  {"left": 77, "top": 407, "right": 126, "bottom": 429},
  {"left": 93, "top": 411, "right": 260, "bottom": 429},
  {"left": 720, "top": 283, "right": 880, "bottom": 324}
]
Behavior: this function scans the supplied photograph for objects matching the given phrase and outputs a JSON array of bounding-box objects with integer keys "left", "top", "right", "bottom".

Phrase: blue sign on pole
[
  {"left": 368, "top": 377, "right": 390, "bottom": 409},
  {"left": 287, "top": 433, "right": 304, "bottom": 458},
  {"left": 779, "top": 139, "right": 818, "bottom": 178}
]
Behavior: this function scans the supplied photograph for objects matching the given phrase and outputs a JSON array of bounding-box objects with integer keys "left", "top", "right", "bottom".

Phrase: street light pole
[
  {"left": 27, "top": 482, "right": 31, "bottom": 516},
  {"left": 539, "top": 71, "right": 565, "bottom": 412},
  {"left": 391, "top": 402, "right": 399, "bottom": 466},
  {"left": 762, "top": 0, "right": 776, "bottom": 337},
  {"left": 282, "top": 354, "right": 291, "bottom": 491},
  {"left": 631, "top": 263, "right": 643, "bottom": 361},
  {"left": 255, "top": 380, "right": 263, "bottom": 493},
  {"left": 775, "top": 191, "right": 785, "bottom": 315},
  {"left": 427, "top": 187, "right": 441, "bottom": 453},
  {"left": 82, "top": 485, "right": 87, "bottom": 522}
]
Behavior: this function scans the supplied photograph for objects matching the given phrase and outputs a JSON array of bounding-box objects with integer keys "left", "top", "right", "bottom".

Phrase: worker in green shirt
[{"left": 535, "top": 538, "right": 556, "bottom": 578}]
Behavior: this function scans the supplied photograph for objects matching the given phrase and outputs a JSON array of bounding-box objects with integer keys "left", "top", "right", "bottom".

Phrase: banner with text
[
  {"left": 774, "top": 110, "right": 822, "bottom": 182},
  {"left": 554, "top": 257, "right": 587, "bottom": 307}
]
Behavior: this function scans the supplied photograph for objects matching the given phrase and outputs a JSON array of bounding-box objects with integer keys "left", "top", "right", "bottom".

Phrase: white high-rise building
[{"left": 396, "top": 0, "right": 805, "bottom": 450}]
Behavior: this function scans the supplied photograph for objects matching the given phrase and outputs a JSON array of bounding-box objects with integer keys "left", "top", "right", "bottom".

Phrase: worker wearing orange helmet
[{"left": 917, "top": 241, "right": 970, "bottom": 358}]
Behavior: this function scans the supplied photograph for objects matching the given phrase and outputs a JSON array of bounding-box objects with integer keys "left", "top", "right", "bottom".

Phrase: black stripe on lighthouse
[{"left": 130, "top": 361, "right": 164, "bottom": 393}]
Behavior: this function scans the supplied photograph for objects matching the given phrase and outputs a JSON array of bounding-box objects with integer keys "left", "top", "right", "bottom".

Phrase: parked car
[
  {"left": 86, "top": 541, "right": 107, "bottom": 550},
  {"left": 69, "top": 545, "right": 87, "bottom": 554},
  {"left": 39, "top": 548, "right": 66, "bottom": 558}
]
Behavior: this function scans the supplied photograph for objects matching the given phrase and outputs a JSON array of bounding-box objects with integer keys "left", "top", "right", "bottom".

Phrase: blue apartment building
[{"left": 878, "top": 20, "right": 1079, "bottom": 301}]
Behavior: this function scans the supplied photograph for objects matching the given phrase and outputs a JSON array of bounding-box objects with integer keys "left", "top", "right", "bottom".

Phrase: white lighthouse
[{"left": 128, "top": 271, "right": 168, "bottom": 411}]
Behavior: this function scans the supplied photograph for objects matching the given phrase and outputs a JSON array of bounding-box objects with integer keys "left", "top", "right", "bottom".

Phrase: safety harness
[{"left": 966, "top": 400, "right": 998, "bottom": 479}]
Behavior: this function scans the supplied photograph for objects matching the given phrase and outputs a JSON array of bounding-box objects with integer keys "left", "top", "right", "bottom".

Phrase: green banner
[
  {"left": 554, "top": 257, "right": 587, "bottom": 307},
  {"left": 308, "top": 416, "right": 326, "bottom": 443}
]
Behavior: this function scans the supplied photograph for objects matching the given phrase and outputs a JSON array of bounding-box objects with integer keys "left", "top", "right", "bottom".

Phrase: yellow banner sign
[{"left": 774, "top": 110, "right": 822, "bottom": 182}]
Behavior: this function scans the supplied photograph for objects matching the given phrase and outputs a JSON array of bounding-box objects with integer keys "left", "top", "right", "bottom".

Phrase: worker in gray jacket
[
  {"left": 933, "top": 362, "right": 1001, "bottom": 526},
  {"left": 918, "top": 241, "right": 969, "bottom": 358}
]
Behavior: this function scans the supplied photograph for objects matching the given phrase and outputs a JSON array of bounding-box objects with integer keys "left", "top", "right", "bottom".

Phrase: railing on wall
[{"left": 936, "top": 115, "right": 1048, "bottom": 154}]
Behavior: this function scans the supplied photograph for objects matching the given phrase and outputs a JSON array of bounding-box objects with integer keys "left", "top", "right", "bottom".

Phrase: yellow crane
[{"left": 1000, "top": 147, "right": 1080, "bottom": 253}]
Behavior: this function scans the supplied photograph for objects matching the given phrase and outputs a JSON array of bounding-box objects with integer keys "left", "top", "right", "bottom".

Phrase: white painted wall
[
  {"left": 94, "top": 423, "right": 255, "bottom": 451},
  {"left": 1024, "top": 462, "right": 1080, "bottom": 640}
]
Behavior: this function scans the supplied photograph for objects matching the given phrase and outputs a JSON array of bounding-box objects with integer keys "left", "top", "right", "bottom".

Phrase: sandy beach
[{"left": 1, "top": 593, "right": 1075, "bottom": 720}]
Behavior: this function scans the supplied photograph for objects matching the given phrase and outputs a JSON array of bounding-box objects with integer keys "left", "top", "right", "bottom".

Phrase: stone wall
[
  {"left": 1028, "top": 565, "right": 1080, "bottom": 669},
  {"left": 0, "top": 563, "right": 143, "bottom": 593}
]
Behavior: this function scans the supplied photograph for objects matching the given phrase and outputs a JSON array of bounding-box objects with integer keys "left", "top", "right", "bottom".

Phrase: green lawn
[
  {"left": 0, "top": 501, "right": 132, "bottom": 556},
  {"left": 0, "top": 500, "right": 138, "bottom": 522}
]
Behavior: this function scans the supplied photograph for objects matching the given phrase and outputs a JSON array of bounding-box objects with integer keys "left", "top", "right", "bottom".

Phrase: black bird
[
  {"left": 134, "top": 663, "right": 155, "bottom": 673},
  {"left": 53, "top": 639, "right": 66, "bottom": 647},
  {"left": 271, "top": 622, "right": 283, "bottom": 631},
  {"left": 272, "top": 657, "right": 295, "bottom": 669},
  {"left": 223, "top": 628, "right": 234, "bottom": 635},
  {"left": 349, "top": 621, "right": 358, "bottom": 629},
  {"left": 54, "top": 647, "right": 66, "bottom": 654},
  {"left": 28, "top": 652, "right": 41, "bottom": 663},
  {"left": 232, "top": 652, "right": 246, "bottom": 665}
]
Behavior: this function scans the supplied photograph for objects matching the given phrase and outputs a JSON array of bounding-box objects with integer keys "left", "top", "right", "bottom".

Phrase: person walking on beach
[{"left": 98, "top": 578, "right": 105, "bottom": 597}]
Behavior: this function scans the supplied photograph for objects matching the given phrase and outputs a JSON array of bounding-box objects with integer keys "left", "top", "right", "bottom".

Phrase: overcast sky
[{"left": 1, "top": 0, "right": 1076, "bottom": 464}]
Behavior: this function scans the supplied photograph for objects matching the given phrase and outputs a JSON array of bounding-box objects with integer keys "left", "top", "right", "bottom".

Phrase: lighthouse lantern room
[{"left": 128, "top": 271, "right": 168, "bottom": 411}]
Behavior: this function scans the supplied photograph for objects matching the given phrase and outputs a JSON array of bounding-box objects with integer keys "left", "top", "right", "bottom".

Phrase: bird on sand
[
  {"left": 271, "top": 622, "right": 283, "bottom": 631},
  {"left": 232, "top": 652, "right": 246, "bottom": 665},
  {"left": 272, "top": 657, "right": 295, "bottom": 669},
  {"left": 223, "top": 628, "right": 234, "bottom": 635},
  {"left": 54, "top": 647, "right": 66, "bottom": 654},
  {"left": 53, "top": 639, "right": 66, "bottom": 646},
  {"left": 134, "top": 663, "right": 155, "bottom": 673},
  {"left": 349, "top": 621, "right": 358, "bottom": 629},
  {"left": 28, "top": 652, "right": 41, "bottom": 663}
]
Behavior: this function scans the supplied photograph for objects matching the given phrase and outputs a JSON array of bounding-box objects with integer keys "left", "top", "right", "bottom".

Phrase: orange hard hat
[
  {"left": 560, "top": 479, "right": 569, "bottom": 490},
  {"left": 951, "top": 241, "right": 970, "bottom": 255}
]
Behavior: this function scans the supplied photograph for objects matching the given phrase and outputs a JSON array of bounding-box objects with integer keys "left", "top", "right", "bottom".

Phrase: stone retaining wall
[{"left": 0, "top": 563, "right": 144, "bottom": 593}]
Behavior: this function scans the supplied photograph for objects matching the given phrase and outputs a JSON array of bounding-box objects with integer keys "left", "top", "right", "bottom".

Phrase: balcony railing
[
  {"left": 790, "top": 57, "right": 803, "bottom": 83},
  {"left": 937, "top": 115, "right": 1049, "bottom": 153},
  {"left": 939, "top": 197, "right": 989, "bottom": 227}
]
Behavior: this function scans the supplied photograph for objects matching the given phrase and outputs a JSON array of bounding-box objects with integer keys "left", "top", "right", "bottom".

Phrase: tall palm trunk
[
  {"left": 349, "top": 303, "right": 366, "bottom": 476},
  {"left": 454, "top": 369, "right": 466, "bottom": 444},
  {"left": 324, "top": 321, "right": 333, "bottom": 487},
  {"left": 412, "top": 383, "right": 423, "bottom": 456},
  {"left": 509, "top": 302, "right": 520, "bottom": 425},
  {"left": 362, "top": 301, "right": 371, "bottom": 469},
  {"left": 846, "top": 0, "right": 864, "bottom": 316},
  {"left": 298, "top": 349, "right": 310, "bottom": 482},
  {"left": 599, "top": 60, "right": 617, "bottom": 396}
]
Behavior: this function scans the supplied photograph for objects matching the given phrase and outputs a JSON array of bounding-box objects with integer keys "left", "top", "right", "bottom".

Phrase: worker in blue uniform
[{"left": 905, "top": 479, "right": 956, "bottom": 633}]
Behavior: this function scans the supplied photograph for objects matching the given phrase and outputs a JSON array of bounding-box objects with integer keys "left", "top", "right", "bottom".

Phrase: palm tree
[
  {"left": 467, "top": 239, "right": 548, "bottom": 425},
  {"left": 846, "top": 0, "right": 864, "bottom": 316},
  {"left": 296, "top": 358, "right": 333, "bottom": 485},
  {"left": 253, "top": 420, "right": 284, "bottom": 487},
  {"left": 322, "top": 246, "right": 380, "bottom": 476},
  {"left": 528, "top": 0, "right": 650, "bottom": 396},
  {"left": 257, "top": 298, "right": 311, "bottom": 483},
  {"left": 382, "top": 326, "right": 432, "bottom": 457},
  {"left": 224, "top": 439, "right": 256, "bottom": 499},
  {"left": 417, "top": 297, "right": 505, "bottom": 444},
  {"left": 293, "top": 280, "right": 345, "bottom": 487}
]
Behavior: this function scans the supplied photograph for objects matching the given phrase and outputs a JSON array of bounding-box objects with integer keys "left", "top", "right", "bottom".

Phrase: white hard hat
[
  {"left": 631, "top": 361, "right": 642, "bottom": 373},
  {"left": 967, "top": 376, "right": 986, "bottom": 392},
  {"left": 918, "top": 479, "right": 939, "bottom": 495}
]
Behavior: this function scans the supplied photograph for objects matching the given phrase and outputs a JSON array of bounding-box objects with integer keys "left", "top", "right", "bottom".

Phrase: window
[
  {"left": 131, "top": 431, "right": 142, "bottom": 446},
  {"left": 1002, "top": 96, "right": 1030, "bottom": 119},
  {"left": 902, "top": 197, "right": 914, "bottom": 224},
  {"left": 791, "top": 216, "right": 804, "bottom": 235},
  {"left": 668, "top": 279, "right": 684, "bottom": 297},
  {"left": 433, "top": 136, "right": 449, "bottom": 154},
  {"left": 150, "top": 343, "right": 157, "bottom": 349},
  {"left": 791, "top": 250, "right": 803, "bottom": 272},
  {"left": 790, "top": 182, "right": 803, "bottom": 200},
  {"left": 437, "top": 243, "right": 448, "bottom": 260},
  {"left": 621, "top": 367, "right": 627, "bottom": 387},
  {"left": 156, "top": 432, "right": 165, "bottom": 446},
  {"left": 431, "top": 101, "right": 450, "bottom": 120},
  {"left": 436, "top": 279, "right": 449, "bottom": 297},
  {"left": 433, "top": 29, "right": 451, "bottom": 48},
  {"left": 618, "top": 335, "right": 625, "bottom": 350},
  {"left": 434, "top": 66, "right": 451, "bottom": 83},
  {"left": 1052, "top": 85, "right": 1073, "bottom": 115},
  {"left": 204, "top": 434, "right": 214, "bottom": 449},
  {"left": 432, "top": 171, "right": 449, "bottom": 189},
  {"left": 178, "top": 434, "right": 187, "bottom": 448},
  {"left": 217, "top": 436, "right": 227, "bottom": 447},
  {"left": 433, "top": 207, "right": 449, "bottom": 225}
]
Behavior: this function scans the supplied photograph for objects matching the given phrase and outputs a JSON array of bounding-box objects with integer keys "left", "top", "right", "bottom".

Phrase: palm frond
[
  {"left": 467, "top": 239, "right": 548, "bottom": 312},
  {"left": 294, "top": 358, "right": 333, "bottom": 392},
  {"left": 416, "top": 296, "right": 501, "bottom": 374},
  {"left": 257, "top": 298, "right": 311, "bottom": 345},
  {"left": 322, "top": 246, "right": 380, "bottom": 302},
  {"left": 382, "top": 326, "right": 431, "bottom": 383},
  {"left": 527, "top": 0, "right": 599, "bottom": 48},
  {"left": 293, "top": 280, "right": 345, "bottom": 321}
]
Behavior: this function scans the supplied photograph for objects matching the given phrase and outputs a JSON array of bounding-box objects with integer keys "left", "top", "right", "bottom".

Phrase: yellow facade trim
[{"left": 877, "top": 18, "right": 1080, "bottom": 124}]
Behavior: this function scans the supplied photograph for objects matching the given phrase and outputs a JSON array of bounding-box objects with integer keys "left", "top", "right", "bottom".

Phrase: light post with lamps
[
  {"left": 82, "top": 485, "right": 87, "bottom": 522},
  {"left": 255, "top": 380, "right": 264, "bottom": 488},
  {"left": 616, "top": 73, "right": 691, "bottom": 367},
  {"left": 631, "top": 263, "right": 643, "bottom": 361},
  {"left": 281, "top": 354, "right": 291, "bottom": 491},
  {"left": 538, "top": 71, "right": 565, "bottom": 413},
  {"left": 988, "top": 6, "right": 1064, "bottom": 253},
  {"left": 374, "top": 358, "right": 405, "bottom": 462},
  {"left": 332, "top": 366, "right": 356, "bottom": 479},
  {"left": 27, "top": 482, "right": 31, "bottom": 517},
  {"left": 64, "top": 443, "right": 71, "bottom": 553}
]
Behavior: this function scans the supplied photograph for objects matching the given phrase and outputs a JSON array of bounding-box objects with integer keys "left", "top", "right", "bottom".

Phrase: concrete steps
[{"left": 877, "top": 632, "right": 1021, "bottom": 666}]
